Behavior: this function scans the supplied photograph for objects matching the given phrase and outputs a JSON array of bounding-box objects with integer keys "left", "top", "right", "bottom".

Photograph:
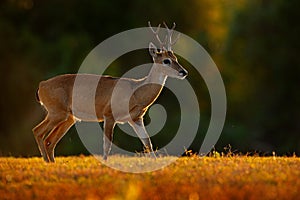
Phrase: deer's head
[{"left": 148, "top": 22, "right": 188, "bottom": 80}]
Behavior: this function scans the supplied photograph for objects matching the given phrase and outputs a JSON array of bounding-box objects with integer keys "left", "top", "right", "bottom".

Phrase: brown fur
[{"left": 33, "top": 44, "right": 187, "bottom": 162}]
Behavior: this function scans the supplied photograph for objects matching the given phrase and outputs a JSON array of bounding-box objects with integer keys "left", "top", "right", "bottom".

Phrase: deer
[{"left": 32, "top": 22, "right": 188, "bottom": 162}]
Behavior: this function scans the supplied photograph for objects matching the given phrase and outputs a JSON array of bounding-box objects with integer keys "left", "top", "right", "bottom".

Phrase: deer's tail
[{"left": 36, "top": 87, "right": 40, "bottom": 103}]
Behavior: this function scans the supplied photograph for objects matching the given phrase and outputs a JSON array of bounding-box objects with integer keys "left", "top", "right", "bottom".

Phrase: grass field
[{"left": 1, "top": 155, "right": 300, "bottom": 200}]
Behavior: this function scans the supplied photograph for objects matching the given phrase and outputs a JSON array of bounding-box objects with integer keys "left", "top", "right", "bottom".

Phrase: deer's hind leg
[
  {"left": 33, "top": 116, "right": 51, "bottom": 162},
  {"left": 33, "top": 112, "right": 69, "bottom": 162},
  {"left": 44, "top": 114, "right": 75, "bottom": 162}
]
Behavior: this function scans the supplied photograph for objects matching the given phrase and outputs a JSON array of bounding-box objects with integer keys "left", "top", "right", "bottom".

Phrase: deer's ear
[{"left": 149, "top": 42, "right": 158, "bottom": 57}]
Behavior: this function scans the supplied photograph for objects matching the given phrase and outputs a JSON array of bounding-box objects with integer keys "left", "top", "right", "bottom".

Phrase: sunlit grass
[{"left": 1, "top": 155, "right": 300, "bottom": 199}]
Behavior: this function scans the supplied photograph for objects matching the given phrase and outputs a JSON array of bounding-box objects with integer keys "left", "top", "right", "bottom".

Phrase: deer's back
[{"left": 38, "top": 74, "right": 120, "bottom": 121}]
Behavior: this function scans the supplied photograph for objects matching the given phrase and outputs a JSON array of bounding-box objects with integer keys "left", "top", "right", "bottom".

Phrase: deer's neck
[
  {"left": 132, "top": 64, "right": 167, "bottom": 108},
  {"left": 144, "top": 64, "right": 167, "bottom": 86}
]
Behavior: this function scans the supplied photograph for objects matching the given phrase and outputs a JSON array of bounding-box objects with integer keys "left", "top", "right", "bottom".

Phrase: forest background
[{"left": 0, "top": 0, "right": 299, "bottom": 156}]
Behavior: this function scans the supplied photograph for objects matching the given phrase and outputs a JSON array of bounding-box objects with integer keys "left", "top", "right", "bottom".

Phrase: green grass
[{"left": 1, "top": 155, "right": 300, "bottom": 200}]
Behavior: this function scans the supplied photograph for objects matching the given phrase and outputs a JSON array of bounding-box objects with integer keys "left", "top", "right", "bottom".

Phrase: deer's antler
[
  {"left": 148, "top": 21, "right": 167, "bottom": 51},
  {"left": 149, "top": 21, "right": 180, "bottom": 51},
  {"left": 163, "top": 22, "right": 180, "bottom": 51}
]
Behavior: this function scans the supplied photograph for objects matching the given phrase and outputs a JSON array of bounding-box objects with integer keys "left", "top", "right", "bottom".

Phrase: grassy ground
[{"left": 1, "top": 155, "right": 300, "bottom": 200}]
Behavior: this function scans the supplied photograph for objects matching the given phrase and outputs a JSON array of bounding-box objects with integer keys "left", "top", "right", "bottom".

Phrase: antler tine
[
  {"left": 171, "top": 32, "right": 180, "bottom": 46},
  {"left": 171, "top": 22, "right": 176, "bottom": 30},
  {"left": 163, "top": 22, "right": 178, "bottom": 51},
  {"left": 148, "top": 21, "right": 166, "bottom": 50},
  {"left": 163, "top": 22, "right": 176, "bottom": 30},
  {"left": 148, "top": 21, "right": 161, "bottom": 34}
]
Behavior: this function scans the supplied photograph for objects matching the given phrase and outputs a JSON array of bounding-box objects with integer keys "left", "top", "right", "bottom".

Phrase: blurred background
[{"left": 0, "top": 0, "right": 299, "bottom": 157}]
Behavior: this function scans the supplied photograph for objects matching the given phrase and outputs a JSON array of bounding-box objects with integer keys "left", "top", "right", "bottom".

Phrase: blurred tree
[{"left": 223, "top": 0, "right": 300, "bottom": 154}]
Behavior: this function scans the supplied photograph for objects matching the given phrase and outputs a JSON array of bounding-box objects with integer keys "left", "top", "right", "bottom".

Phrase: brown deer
[{"left": 32, "top": 22, "right": 188, "bottom": 162}]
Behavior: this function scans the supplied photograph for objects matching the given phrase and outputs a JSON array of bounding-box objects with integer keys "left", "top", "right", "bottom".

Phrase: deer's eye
[{"left": 162, "top": 58, "right": 171, "bottom": 65}]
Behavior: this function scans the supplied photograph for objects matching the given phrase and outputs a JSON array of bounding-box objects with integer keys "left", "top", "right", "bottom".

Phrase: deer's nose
[{"left": 179, "top": 69, "right": 188, "bottom": 77}]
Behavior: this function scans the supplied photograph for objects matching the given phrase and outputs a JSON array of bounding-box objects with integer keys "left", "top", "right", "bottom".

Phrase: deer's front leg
[
  {"left": 129, "top": 119, "right": 156, "bottom": 158},
  {"left": 103, "top": 116, "right": 116, "bottom": 160}
]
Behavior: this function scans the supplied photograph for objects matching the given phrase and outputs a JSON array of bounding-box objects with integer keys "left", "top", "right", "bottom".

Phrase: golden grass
[{"left": 1, "top": 155, "right": 300, "bottom": 200}]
